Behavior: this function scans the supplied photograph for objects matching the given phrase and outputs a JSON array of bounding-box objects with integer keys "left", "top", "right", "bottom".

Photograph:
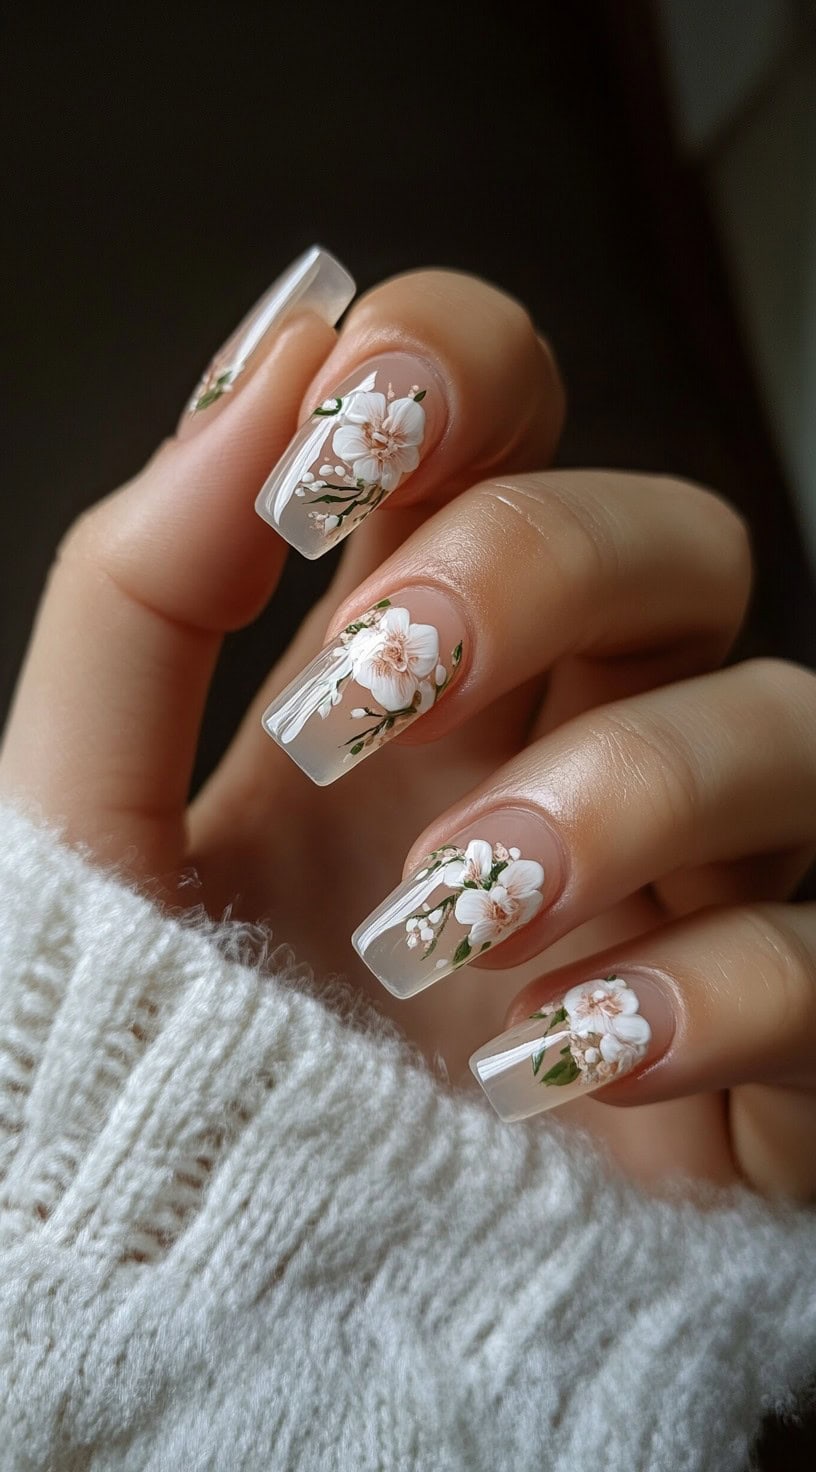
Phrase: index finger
[{"left": 255, "top": 269, "right": 564, "bottom": 559}]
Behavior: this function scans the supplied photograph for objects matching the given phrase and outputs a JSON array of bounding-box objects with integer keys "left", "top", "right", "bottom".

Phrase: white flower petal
[
  {"left": 443, "top": 860, "right": 467, "bottom": 888},
  {"left": 380, "top": 606, "right": 411, "bottom": 635},
  {"left": 465, "top": 839, "right": 494, "bottom": 880},
  {"left": 468, "top": 918, "right": 499, "bottom": 946},
  {"left": 516, "top": 890, "right": 544, "bottom": 927},
  {"left": 368, "top": 668, "right": 417, "bottom": 711},
  {"left": 352, "top": 453, "right": 383, "bottom": 486},
  {"left": 404, "top": 622, "right": 439, "bottom": 676},
  {"left": 454, "top": 888, "right": 490, "bottom": 926},
  {"left": 502, "top": 858, "right": 545, "bottom": 899},
  {"left": 599, "top": 1033, "right": 632, "bottom": 1064},
  {"left": 384, "top": 396, "right": 426, "bottom": 444},
  {"left": 390, "top": 443, "right": 421, "bottom": 477},
  {"left": 343, "top": 390, "right": 386, "bottom": 425},
  {"left": 616, "top": 986, "right": 640, "bottom": 1015},
  {"left": 611, "top": 1012, "right": 651, "bottom": 1046},
  {"left": 332, "top": 424, "right": 370, "bottom": 463},
  {"left": 564, "top": 981, "right": 596, "bottom": 1023},
  {"left": 379, "top": 460, "right": 403, "bottom": 492}
]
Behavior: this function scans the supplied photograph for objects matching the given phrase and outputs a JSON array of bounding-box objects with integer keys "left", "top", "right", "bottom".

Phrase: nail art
[
  {"left": 255, "top": 353, "right": 445, "bottom": 558},
  {"left": 470, "top": 971, "right": 661, "bottom": 1122},
  {"left": 353, "top": 813, "right": 563, "bottom": 998},
  {"left": 263, "top": 589, "right": 464, "bottom": 785},
  {"left": 187, "top": 245, "right": 355, "bottom": 417}
]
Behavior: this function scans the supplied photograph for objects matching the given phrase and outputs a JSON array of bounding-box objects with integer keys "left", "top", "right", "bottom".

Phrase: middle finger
[{"left": 260, "top": 468, "right": 750, "bottom": 785}]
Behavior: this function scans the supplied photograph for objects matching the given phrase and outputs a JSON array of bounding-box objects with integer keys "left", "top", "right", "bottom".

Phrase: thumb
[{"left": 0, "top": 274, "right": 345, "bottom": 875}]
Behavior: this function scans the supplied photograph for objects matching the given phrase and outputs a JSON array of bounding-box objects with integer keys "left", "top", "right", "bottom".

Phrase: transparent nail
[
  {"left": 263, "top": 589, "right": 464, "bottom": 785},
  {"left": 255, "top": 352, "right": 446, "bottom": 558},
  {"left": 187, "top": 245, "right": 355, "bottom": 418},
  {"left": 353, "top": 810, "right": 564, "bottom": 998},
  {"left": 470, "top": 968, "right": 675, "bottom": 1121}
]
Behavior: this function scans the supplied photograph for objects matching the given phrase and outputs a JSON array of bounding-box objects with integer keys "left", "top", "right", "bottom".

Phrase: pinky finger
[{"left": 469, "top": 901, "right": 816, "bottom": 1193}]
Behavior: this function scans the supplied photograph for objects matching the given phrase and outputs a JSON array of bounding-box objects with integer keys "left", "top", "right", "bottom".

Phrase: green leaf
[
  {"left": 546, "top": 1006, "right": 568, "bottom": 1030},
  {"left": 452, "top": 937, "right": 472, "bottom": 967},
  {"left": 531, "top": 1045, "right": 547, "bottom": 1076},
  {"left": 413, "top": 389, "right": 426, "bottom": 401},
  {"left": 540, "top": 1053, "right": 580, "bottom": 1087},
  {"left": 373, "top": 598, "right": 391, "bottom": 609},
  {"left": 452, "top": 642, "right": 463, "bottom": 665},
  {"left": 487, "top": 859, "right": 509, "bottom": 885},
  {"left": 480, "top": 941, "right": 491, "bottom": 953},
  {"left": 349, "top": 742, "right": 363, "bottom": 755},
  {"left": 313, "top": 397, "right": 342, "bottom": 417}
]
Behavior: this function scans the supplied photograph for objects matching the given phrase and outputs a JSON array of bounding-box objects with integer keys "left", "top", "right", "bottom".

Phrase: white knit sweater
[{"left": 0, "top": 804, "right": 813, "bottom": 1471}]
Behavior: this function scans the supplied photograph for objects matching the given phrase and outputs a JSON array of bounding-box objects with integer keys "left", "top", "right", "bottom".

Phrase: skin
[{"left": 2, "top": 270, "right": 815, "bottom": 1198}]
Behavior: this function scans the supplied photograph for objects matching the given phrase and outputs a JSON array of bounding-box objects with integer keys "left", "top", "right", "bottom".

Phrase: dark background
[{"left": 2, "top": 4, "right": 814, "bottom": 1462}]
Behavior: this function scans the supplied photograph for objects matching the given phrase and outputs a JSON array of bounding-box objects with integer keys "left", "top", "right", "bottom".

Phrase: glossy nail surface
[
  {"left": 470, "top": 969, "right": 672, "bottom": 1121},
  {"left": 187, "top": 245, "right": 355, "bottom": 419},
  {"left": 263, "top": 590, "right": 464, "bottom": 785},
  {"left": 353, "top": 811, "right": 563, "bottom": 997},
  {"left": 255, "top": 353, "right": 445, "bottom": 558}
]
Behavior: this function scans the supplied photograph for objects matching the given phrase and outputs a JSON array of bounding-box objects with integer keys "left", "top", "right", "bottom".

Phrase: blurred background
[{"left": 2, "top": 3, "right": 815, "bottom": 1459}]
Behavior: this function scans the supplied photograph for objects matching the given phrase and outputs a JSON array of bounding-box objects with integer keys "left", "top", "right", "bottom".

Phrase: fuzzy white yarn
[{"left": 0, "top": 803, "right": 813, "bottom": 1471}]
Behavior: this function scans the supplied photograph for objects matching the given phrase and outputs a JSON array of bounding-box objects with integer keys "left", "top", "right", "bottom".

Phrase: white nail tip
[{"left": 189, "top": 246, "right": 355, "bottom": 415}]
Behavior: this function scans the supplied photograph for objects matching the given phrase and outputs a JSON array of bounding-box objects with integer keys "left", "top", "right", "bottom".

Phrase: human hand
[{"left": 3, "top": 252, "right": 815, "bottom": 1197}]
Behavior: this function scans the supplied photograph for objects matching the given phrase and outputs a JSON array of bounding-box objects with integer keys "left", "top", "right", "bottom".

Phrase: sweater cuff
[{"left": 0, "top": 803, "right": 813, "bottom": 1471}]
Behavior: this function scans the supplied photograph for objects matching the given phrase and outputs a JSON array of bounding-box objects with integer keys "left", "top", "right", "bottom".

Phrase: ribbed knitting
[{"left": 0, "top": 804, "right": 813, "bottom": 1471}]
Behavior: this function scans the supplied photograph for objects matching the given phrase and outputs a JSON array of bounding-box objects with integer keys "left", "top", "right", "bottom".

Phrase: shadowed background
[{"left": 2, "top": 5, "right": 814, "bottom": 1463}]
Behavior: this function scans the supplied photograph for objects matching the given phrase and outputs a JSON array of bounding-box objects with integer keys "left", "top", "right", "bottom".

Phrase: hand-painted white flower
[
  {"left": 443, "top": 839, "right": 494, "bottom": 889},
  {"left": 349, "top": 606, "right": 439, "bottom": 711},
  {"left": 453, "top": 859, "right": 545, "bottom": 946},
  {"left": 332, "top": 392, "right": 426, "bottom": 491},
  {"left": 563, "top": 977, "right": 651, "bottom": 1058}
]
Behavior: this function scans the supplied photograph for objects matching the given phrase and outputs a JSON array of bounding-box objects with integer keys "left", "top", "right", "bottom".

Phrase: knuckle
[
  {"left": 739, "top": 904, "right": 816, "bottom": 1035},
  {"left": 474, "top": 473, "right": 608, "bottom": 615},
  {"left": 591, "top": 705, "right": 702, "bottom": 835}
]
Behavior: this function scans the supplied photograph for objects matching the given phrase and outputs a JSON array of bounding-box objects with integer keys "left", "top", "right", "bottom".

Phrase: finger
[
  {"left": 470, "top": 901, "right": 816, "bottom": 1196},
  {"left": 0, "top": 309, "right": 339, "bottom": 873},
  {"left": 255, "top": 468, "right": 749, "bottom": 787},
  {"left": 255, "top": 268, "right": 565, "bottom": 559},
  {"left": 351, "top": 659, "right": 816, "bottom": 996}
]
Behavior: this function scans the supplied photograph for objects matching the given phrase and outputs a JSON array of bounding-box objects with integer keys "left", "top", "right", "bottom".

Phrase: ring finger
[{"left": 351, "top": 658, "right": 816, "bottom": 999}]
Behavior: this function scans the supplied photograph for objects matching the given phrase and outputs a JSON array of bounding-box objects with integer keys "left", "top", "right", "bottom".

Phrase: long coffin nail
[
  {"left": 352, "top": 811, "right": 564, "bottom": 997},
  {"left": 263, "top": 589, "right": 464, "bottom": 785},
  {"left": 470, "top": 968, "right": 675, "bottom": 1121},
  {"left": 186, "top": 245, "right": 355, "bottom": 421},
  {"left": 255, "top": 352, "right": 446, "bottom": 558}
]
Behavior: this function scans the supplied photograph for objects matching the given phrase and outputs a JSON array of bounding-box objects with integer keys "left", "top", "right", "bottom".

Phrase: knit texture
[{"left": 0, "top": 804, "right": 813, "bottom": 1471}]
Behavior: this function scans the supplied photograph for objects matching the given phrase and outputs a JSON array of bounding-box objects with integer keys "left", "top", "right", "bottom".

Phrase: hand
[{"left": 3, "top": 264, "right": 815, "bottom": 1197}]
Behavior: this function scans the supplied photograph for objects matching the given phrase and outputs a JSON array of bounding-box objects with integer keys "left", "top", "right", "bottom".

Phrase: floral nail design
[
  {"left": 529, "top": 976, "right": 651, "bottom": 1089},
  {"left": 404, "top": 840, "right": 545, "bottom": 969},
  {"left": 469, "top": 972, "right": 657, "bottom": 1123},
  {"left": 353, "top": 833, "right": 547, "bottom": 998},
  {"left": 256, "top": 354, "right": 444, "bottom": 559},
  {"left": 262, "top": 591, "right": 464, "bottom": 785}
]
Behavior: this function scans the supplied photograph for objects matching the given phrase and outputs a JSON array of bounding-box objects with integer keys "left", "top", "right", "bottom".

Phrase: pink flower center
[
  {"left": 372, "top": 631, "right": 410, "bottom": 673},
  {"left": 486, "top": 891, "right": 517, "bottom": 927},
  {"left": 574, "top": 988, "right": 622, "bottom": 1023}
]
